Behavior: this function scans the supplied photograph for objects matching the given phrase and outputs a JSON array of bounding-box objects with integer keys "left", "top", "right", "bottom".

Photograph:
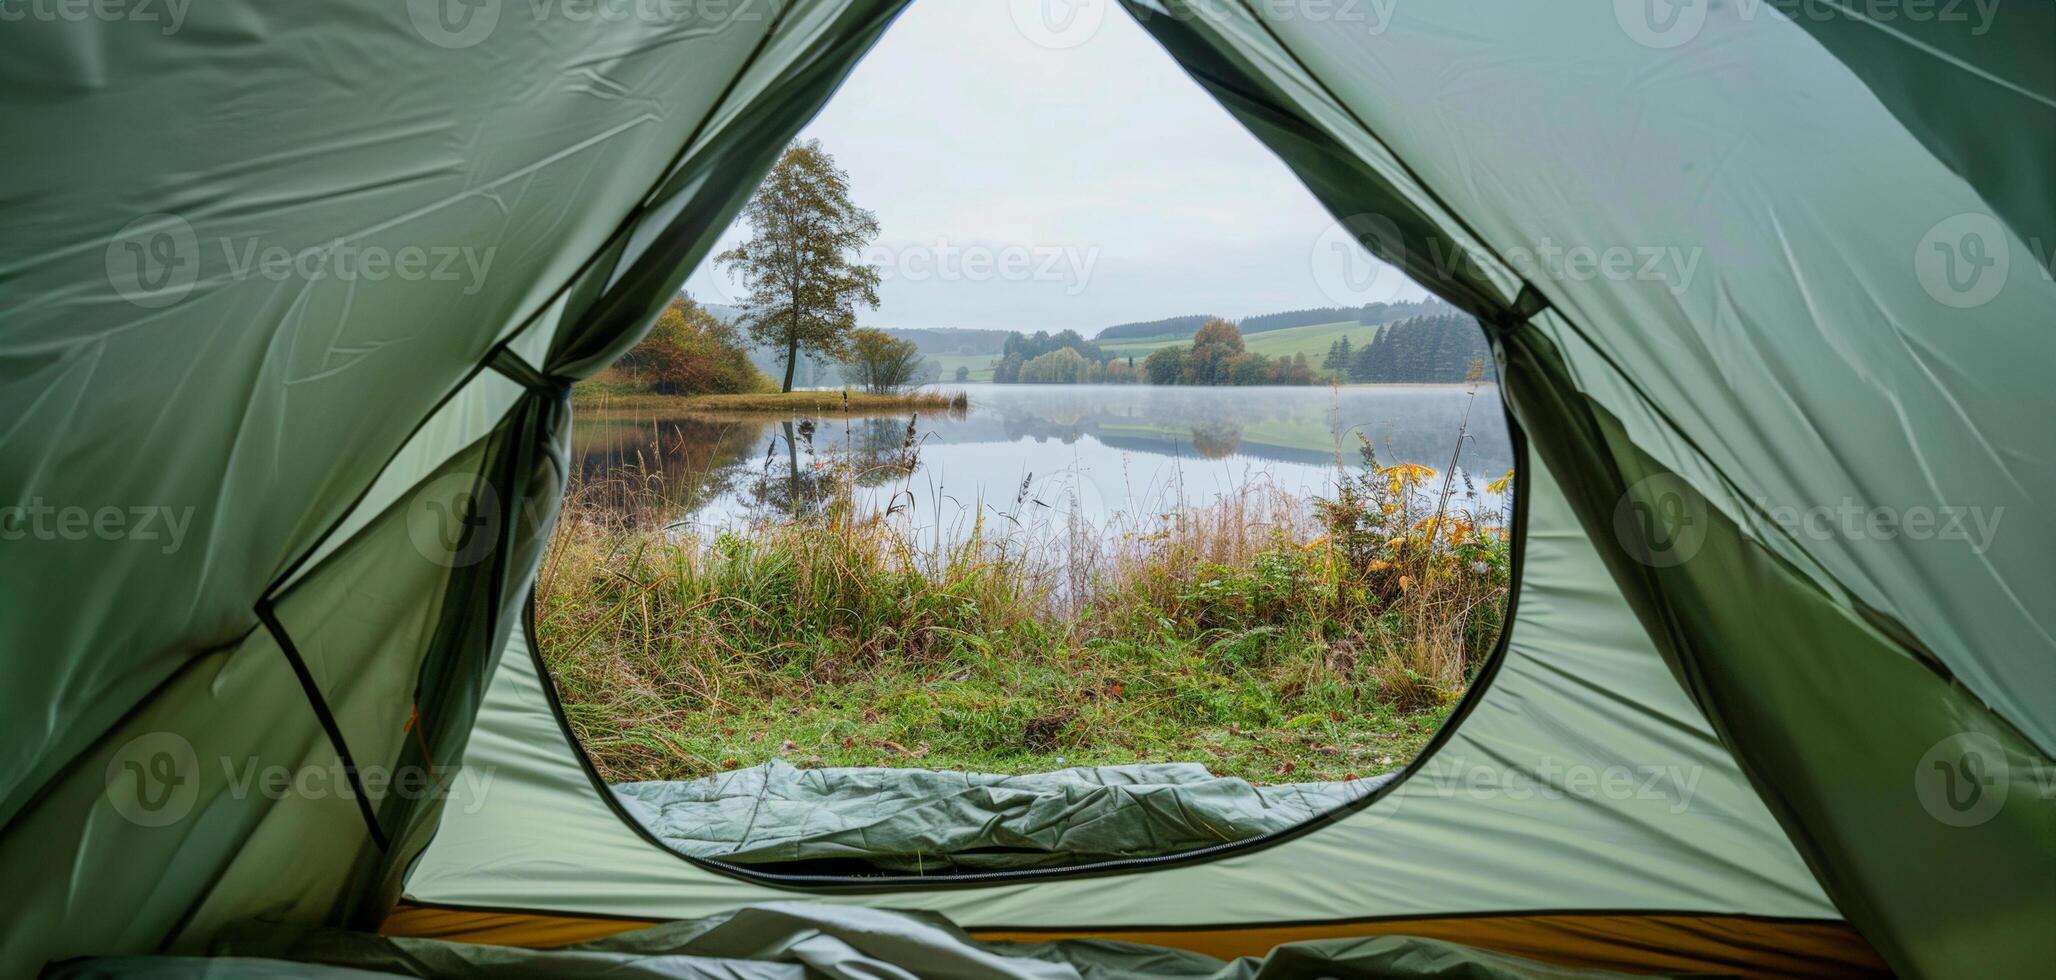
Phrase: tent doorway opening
[{"left": 533, "top": 1, "right": 1514, "bottom": 879}]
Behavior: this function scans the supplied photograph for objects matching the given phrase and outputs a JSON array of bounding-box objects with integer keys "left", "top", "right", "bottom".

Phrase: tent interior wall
[{"left": 2, "top": 1, "right": 2050, "bottom": 977}]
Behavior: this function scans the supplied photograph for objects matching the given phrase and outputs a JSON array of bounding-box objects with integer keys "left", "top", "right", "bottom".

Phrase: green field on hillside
[
  {"left": 1243, "top": 319, "right": 1373, "bottom": 360},
  {"left": 928, "top": 352, "right": 997, "bottom": 382},
  {"left": 928, "top": 319, "right": 1388, "bottom": 382},
  {"left": 1097, "top": 319, "right": 1371, "bottom": 367}
]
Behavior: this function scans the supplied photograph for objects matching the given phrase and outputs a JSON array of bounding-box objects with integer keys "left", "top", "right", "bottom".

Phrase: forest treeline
[
  {"left": 1319, "top": 314, "right": 1493, "bottom": 384},
  {"left": 985, "top": 314, "right": 1488, "bottom": 386}
]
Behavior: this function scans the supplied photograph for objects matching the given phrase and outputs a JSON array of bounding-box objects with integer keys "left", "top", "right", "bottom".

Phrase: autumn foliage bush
[{"left": 614, "top": 295, "right": 774, "bottom": 396}]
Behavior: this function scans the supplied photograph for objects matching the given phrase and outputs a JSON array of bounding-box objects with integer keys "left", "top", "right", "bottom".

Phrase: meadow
[{"left": 1096, "top": 318, "right": 1368, "bottom": 362}]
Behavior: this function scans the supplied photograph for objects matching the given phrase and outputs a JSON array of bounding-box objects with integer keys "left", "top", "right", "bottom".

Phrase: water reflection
[{"left": 572, "top": 384, "right": 1512, "bottom": 534}]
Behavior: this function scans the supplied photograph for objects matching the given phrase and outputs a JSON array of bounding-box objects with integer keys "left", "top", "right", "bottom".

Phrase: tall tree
[
  {"left": 1322, "top": 335, "right": 1353, "bottom": 377},
  {"left": 719, "top": 140, "right": 881, "bottom": 392}
]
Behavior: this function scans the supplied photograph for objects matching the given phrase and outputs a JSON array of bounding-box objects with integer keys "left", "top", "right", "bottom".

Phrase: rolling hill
[
  {"left": 690, "top": 294, "right": 1472, "bottom": 384},
  {"left": 1099, "top": 318, "right": 1371, "bottom": 364}
]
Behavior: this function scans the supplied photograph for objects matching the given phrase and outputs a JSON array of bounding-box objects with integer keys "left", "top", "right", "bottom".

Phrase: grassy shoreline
[{"left": 536, "top": 438, "right": 1510, "bottom": 786}]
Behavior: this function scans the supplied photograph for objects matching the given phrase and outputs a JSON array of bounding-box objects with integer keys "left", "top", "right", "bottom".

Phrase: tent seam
[{"left": 254, "top": 601, "right": 391, "bottom": 852}]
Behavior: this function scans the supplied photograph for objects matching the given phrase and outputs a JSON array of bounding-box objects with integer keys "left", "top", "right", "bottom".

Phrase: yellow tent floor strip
[{"left": 380, "top": 902, "right": 1888, "bottom": 977}]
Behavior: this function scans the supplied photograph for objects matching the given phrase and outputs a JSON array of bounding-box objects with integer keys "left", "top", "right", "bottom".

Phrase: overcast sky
[{"left": 682, "top": 1, "right": 1422, "bottom": 336}]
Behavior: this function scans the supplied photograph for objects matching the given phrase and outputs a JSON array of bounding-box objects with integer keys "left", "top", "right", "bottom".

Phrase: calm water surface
[{"left": 573, "top": 384, "right": 1512, "bottom": 539}]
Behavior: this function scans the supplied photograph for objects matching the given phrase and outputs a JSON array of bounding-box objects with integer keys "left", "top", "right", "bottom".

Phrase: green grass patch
[{"left": 927, "top": 352, "right": 998, "bottom": 382}]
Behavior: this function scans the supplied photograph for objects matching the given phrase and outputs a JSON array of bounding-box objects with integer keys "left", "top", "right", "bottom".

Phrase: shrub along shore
[{"left": 536, "top": 435, "right": 1512, "bottom": 786}]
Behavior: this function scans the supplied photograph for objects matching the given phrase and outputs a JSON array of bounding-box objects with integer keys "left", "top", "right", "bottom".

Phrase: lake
[{"left": 572, "top": 384, "right": 1512, "bottom": 546}]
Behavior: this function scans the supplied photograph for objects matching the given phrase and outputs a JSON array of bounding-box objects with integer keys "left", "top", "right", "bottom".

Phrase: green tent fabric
[
  {"left": 613, "top": 761, "right": 1386, "bottom": 872},
  {"left": 49, "top": 904, "right": 1661, "bottom": 979},
  {"left": 3, "top": 0, "right": 2052, "bottom": 976}
]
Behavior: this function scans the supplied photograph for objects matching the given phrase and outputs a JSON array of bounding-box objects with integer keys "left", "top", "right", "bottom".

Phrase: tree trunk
[{"left": 781, "top": 337, "right": 798, "bottom": 392}]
